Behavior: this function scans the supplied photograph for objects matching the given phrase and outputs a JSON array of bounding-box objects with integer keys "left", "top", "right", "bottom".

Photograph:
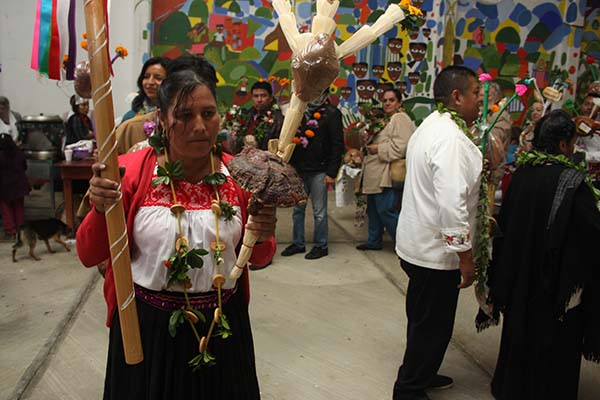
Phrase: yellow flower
[
  {"left": 400, "top": 0, "right": 411, "bottom": 6},
  {"left": 408, "top": 5, "right": 423, "bottom": 16}
]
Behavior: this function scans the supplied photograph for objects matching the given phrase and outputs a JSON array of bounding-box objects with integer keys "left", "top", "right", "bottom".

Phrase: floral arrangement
[
  {"left": 398, "top": 0, "right": 425, "bottom": 32},
  {"left": 148, "top": 128, "right": 237, "bottom": 371},
  {"left": 293, "top": 103, "right": 326, "bottom": 148},
  {"left": 80, "top": 32, "right": 128, "bottom": 65},
  {"left": 222, "top": 101, "right": 280, "bottom": 151}
]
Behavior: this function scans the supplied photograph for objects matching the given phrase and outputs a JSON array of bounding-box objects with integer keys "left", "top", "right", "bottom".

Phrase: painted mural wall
[{"left": 149, "top": 0, "right": 599, "bottom": 123}]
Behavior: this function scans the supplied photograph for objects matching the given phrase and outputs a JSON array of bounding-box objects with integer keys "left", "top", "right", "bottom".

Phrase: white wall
[{"left": 0, "top": 0, "right": 150, "bottom": 119}]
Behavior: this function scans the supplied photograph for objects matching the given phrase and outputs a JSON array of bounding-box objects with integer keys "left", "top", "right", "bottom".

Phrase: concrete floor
[{"left": 1, "top": 188, "right": 599, "bottom": 400}]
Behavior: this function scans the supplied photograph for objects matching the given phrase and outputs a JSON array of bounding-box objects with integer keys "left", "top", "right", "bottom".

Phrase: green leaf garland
[{"left": 436, "top": 103, "right": 491, "bottom": 295}]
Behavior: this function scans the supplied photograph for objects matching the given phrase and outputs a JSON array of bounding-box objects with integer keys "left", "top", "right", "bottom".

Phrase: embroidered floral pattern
[{"left": 443, "top": 232, "right": 471, "bottom": 247}]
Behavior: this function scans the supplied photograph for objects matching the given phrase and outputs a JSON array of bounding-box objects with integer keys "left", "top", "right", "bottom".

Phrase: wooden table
[{"left": 56, "top": 159, "right": 94, "bottom": 230}]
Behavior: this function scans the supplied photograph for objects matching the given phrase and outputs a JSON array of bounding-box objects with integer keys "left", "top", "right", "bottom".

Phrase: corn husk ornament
[{"left": 228, "top": 0, "right": 424, "bottom": 280}]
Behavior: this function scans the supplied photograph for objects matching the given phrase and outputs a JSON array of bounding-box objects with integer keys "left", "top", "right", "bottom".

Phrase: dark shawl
[{"left": 484, "top": 163, "right": 600, "bottom": 364}]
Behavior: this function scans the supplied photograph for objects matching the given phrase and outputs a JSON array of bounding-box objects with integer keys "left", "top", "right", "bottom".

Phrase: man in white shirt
[
  {"left": 0, "top": 96, "right": 22, "bottom": 144},
  {"left": 393, "top": 66, "right": 482, "bottom": 400}
]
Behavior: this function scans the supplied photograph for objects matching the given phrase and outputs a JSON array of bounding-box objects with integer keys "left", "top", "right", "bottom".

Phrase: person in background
[
  {"left": 356, "top": 88, "right": 415, "bottom": 251},
  {"left": 486, "top": 110, "right": 600, "bottom": 399},
  {"left": 115, "top": 55, "right": 218, "bottom": 155},
  {"left": 77, "top": 69, "right": 276, "bottom": 399},
  {"left": 394, "top": 66, "right": 481, "bottom": 400},
  {"left": 518, "top": 100, "right": 544, "bottom": 154},
  {"left": 478, "top": 81, "right": 513, "bottom": 199},
  {"left": 280, "top": 90, "right": 344, "bottom": 260},
  {"left": 575, "top": 93, "right": 600, "bottom": 186},
  {"left": 0, "top": 96, "right": 22, "bottom": 144},
  {"left": 0, "top": 133, "right": 30, "bottom": 241},
  {"left": 231, "top": 81, "right": 284, "bottom": 154},
  {"left": 120, "top": 57, "right": 170, "bottom": 124},
  {"left": 65, "top": 95, "right": 94, "bottom": 146}
]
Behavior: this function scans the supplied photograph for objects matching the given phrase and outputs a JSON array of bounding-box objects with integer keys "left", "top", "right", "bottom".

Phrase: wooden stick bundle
[{"left": 83, "top": 0, "right": 143, "bottom": 364}]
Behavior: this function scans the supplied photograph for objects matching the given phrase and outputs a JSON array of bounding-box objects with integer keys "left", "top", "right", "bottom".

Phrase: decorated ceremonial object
[
  {"left": 82, "top": 0, "right": 143, "bottom": 364},
  {"left": 227, "top": 0, "right": 422, "bottom": 280}
]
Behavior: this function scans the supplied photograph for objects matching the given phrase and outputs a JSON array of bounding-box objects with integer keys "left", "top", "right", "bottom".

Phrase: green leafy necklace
[
  {"left": 517, "top": 150, "right": 600, "bottom": 202},
  {"left": 436, "top": 103, "right": 491, "bottom": 296},
  {"left": 150, "top": 132, "right": 237, "bottom": 371}
]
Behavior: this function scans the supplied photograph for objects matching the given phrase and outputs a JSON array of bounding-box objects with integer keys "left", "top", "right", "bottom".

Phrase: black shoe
[
  {"left": 281, "top": 244, "right": 305, "bottom": 257},
  {"left": 356, "top": 243, "right": 383, "bottom": 251},
  {"left": 249, "top": 260, "right": 272, "bottom": 271},
  {"left": 305, "top": 246, "right": 328, "bottom": 260},
  {"left": 427, "top": 374, "right": 453, "bottom": 390}
]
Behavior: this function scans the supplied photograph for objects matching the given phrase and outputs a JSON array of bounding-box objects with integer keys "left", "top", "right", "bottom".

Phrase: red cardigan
[{"left": 76, "top": 147, "right": 276, "bottom": 326}]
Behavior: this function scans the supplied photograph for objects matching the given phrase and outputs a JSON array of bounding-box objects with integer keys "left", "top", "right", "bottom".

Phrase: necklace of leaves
[
  {"left": 149, "top": 132, "right": 237, "bottom": 371},
  {"left": 436, "top": 103, "right": 491, "bottom": 295},
  {"left": 517, "top": 150, "right": 600, "bottom": 202}
]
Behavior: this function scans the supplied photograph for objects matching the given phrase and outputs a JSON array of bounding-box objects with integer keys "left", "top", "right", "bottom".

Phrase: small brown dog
[{"left": 12, "top": 219, "right": 71, "bottom": 262}]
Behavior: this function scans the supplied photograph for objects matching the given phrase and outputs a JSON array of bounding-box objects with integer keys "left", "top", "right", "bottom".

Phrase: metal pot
[{"left": 17, "top": 114, "right": 65, "bottom": 159}]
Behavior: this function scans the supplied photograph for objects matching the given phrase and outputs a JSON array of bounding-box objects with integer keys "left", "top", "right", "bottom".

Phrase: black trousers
[{"left": 393, "top": 259, "right": 461, "bottom": 400}]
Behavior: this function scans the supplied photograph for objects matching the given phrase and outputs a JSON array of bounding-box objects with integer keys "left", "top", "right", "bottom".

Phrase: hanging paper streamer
[{"left": 30, "top": 0, "right": 111, "bottom": 80}]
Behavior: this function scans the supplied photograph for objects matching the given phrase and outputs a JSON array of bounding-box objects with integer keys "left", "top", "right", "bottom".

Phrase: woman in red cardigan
[{"left": 77, "top": 69, "right": 276, "bottom": 399}]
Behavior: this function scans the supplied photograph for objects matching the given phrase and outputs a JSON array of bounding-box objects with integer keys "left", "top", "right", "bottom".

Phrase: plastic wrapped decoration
[{"left": 74, "top": 61, "right": 92, "bottom": 99}]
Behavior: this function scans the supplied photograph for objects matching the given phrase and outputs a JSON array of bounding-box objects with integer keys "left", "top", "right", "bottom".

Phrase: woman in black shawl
[{"left": 487, "top": 110, "right": 600, "bottom": 399}]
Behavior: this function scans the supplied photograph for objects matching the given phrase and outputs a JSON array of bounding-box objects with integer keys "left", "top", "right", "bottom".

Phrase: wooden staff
[{"left": 83, "top": 0, "right": 143, "bottom": 364}]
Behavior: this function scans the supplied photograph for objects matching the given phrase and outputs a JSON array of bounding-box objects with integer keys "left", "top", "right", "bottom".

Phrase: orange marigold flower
[
  {"left": 490, "top": 104, "right": 500, "bottom": 113},
  {"left": 293, "top": 137, "right": 301, "bottom": 144},
  {"left": 63, "top": 54, "right": 69, "bottom": 62},
  {"left": 115, "top": 45, "right": 128, "bottom": 58},
  {"left": 81, "top": 40, "right": 88, "bottom": 50},
  {"left": 279, "top": 78, "right": 290, "bottom": 86},
  {"left": 313, "top": 112, "right": 321, "bottom": 119},
  {"left": 258, "top": 78, "right": 266, "bottom": 82},
  {"left": 268, "top": 75, "right": 276, "bottom": 82},
  {"left": 305, "top": 129, "right": 315, "bottom": 138},
  {"left": 82, "top": 32, "right": 87, "bottom": 39}
]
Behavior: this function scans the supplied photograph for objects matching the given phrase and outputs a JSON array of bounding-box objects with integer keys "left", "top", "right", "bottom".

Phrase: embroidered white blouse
[
  {"left": 131, "top": 163, "right": 243, "bottom": 292},
  {"left": 395, "top": 111, "right": 482, "bottom": 270}
]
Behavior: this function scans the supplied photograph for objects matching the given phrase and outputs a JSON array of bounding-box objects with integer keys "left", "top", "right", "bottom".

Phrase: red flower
[
  {"left": 163, "top": 260, "right": 171, "bottom": 269},
  {"left": 587, "top": 55, "right": 596, "bottom": 65},
  {"left": 226, "top": 113, "right": 233, "bottom": 121},
  {"left": 239, "top": 119, "right": 246, "bottom": 126}
]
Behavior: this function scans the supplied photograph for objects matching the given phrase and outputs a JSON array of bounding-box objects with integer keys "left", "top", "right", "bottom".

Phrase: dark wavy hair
[
  {"left": 131, "top": 57, "right": 171, "bottom": 113},
  {"left": 167, "top": 54, "right": 217, "bottom": 87},
  {"left": 157, "top": 69, "right": 217, "bottom": 129},
  {"left": 383, "top": 88, "right": 403, "bottom": 103},
  {"left": 531, "top": 109, "right": 576, "bottom": 154}
]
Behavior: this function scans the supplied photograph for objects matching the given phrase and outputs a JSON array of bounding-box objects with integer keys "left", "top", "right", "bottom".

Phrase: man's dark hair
[
  {"left": 433, "top": 66, "right": 477, "bottom": 105},
  {"left": 167, "top": 54, "right": 217, "bottom": 88},
  {"left": 251, "top": 81, "right": 273, "bottom": 96},
  {"left": 532, "top": 109, "right": 576, "bottom": 154}
]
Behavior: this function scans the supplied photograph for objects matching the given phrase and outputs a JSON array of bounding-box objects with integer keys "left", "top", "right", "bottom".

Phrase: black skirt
[{"left": 103, "top": 286, "right": 260, "bottom": 400}]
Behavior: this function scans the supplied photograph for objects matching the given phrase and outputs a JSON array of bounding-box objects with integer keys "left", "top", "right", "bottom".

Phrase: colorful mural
[{"left": 149, "top": 0, "right": 597, "bottom": 123}]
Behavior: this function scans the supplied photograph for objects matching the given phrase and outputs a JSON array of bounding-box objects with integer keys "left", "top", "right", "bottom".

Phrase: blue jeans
[
  {"left": 292, "top": 172, "right": 328, "bottom": 249},
  {"left": 366, "top": 188, "right": 400, "bottom": 248}
]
